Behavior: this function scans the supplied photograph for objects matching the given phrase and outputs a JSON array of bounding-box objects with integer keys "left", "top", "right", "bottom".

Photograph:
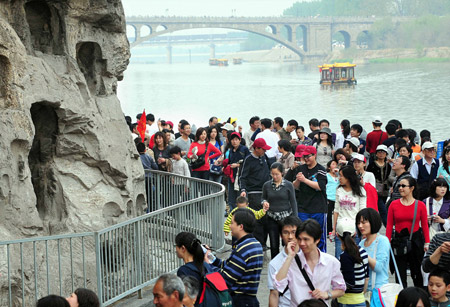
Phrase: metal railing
[{"left": 0, "top": 170, "right": 226, "bottom": 307}]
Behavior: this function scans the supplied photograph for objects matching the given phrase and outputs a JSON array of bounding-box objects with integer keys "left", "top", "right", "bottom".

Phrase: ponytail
[
  {"left": 175, "top": 232, "right": 205, "bottom": 275},
  {"left": 340, "top": 232, "right": 363, "bottom": 264}
]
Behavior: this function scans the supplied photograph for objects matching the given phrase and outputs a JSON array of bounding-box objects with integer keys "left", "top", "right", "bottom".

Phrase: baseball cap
[
  {"left": 253, "top": 138, "right": 271, "bottom": 150},
  {"left": 372, "top": 116, "right": 382, "bottom": 124},
  {"left": 352, "top": 153, "right": 366, "bottom": 163},
  {"left": 302, "top": 146, "right": 317, "bottom": 156},
  {"left": 348, "top": 137, "right": 360, "bottom": 148},
  {"left": 336, "top": 218, "right": 356, "bottom": 237},
  {"left": 422, "top": 141, "right": 434, "bottom": 150},
  {"left": 295, "top": 144, "right": 306, "bottom": 158},
  {"left": 376, "top": 144, "right": 389, "bottom": 154},
  {"left": 166, "top": 120, "right": 174, "bottom": 128},
  {"left": 222, "top": 123, "right": 234, "bottom": 131},
  {"left": 230, "top": 132, "right": 241, "bottom": 140}
]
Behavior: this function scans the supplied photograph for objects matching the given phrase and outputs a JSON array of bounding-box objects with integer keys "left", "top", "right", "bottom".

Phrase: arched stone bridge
[{"left": 126, "top": 16, "right": 378, "bottom": 63}]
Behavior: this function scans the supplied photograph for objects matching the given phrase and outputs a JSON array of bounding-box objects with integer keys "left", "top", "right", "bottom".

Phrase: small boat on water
[
  {"left": 319, "top": 62, "right": 357, "bottom": 85},
  {"left": 233, "top": 58, "right": 242, "bottom": 65},
  {"left": 209, "top": 58, "right": 229, "bottom": 66}
]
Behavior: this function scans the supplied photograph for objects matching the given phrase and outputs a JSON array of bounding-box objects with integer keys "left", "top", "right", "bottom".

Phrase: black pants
[
  {"left": 259, "top": 216, "right": 281, "bottom": 259},
  {"left": 327, "top": 200, "right": 335, "bottom": 234},
  {"left": 392, "top": 240, "right": 424, "bottom": 288},
  {"left": 377, "top": 196, "right": 388, "bottom": 227},
  {"left": 248, "top": 192, "right": 266, "bottom": 247},
  {"left": 231, "top": 294, "right": 259, "bottom": 307}
]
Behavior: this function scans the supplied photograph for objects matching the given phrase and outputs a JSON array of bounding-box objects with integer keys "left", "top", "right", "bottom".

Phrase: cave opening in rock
[
  {"left": 76, "top": 42, "right": 107, "bottom": 96},
  {"left": 25, "top": 0, "right": 63, "bottom": 55},
  {"left": 0, "top": 55, "right": 11, "bottom": 100},
  {"left": 28, "top": 102, "right": 65, "bottom": 222}
]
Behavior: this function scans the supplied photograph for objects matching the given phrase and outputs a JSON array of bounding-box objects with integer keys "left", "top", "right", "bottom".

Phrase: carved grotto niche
[
  {"left": 76, "top": 42, "right": 107, "bottom": 96},
  {"left": 0, "top": 55, "right": 12, "bottom": 106}
]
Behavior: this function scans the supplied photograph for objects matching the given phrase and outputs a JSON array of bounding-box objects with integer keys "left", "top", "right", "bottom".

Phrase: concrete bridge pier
[
  {"left": 210, "top": 44, "right": 215, "bottom": 59},
  {"left": 166, "top": 45, "right": 172, "bottom": 64}
]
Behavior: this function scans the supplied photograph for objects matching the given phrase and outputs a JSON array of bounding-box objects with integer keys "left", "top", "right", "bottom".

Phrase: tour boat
[
  {"left": 233, "top": 58, "right": 242, "bottom": 65},
  {"left": 319, "top": 63, "right": 357, "bottom": 85},
  {"left": 209, "top": 58, "right": 228, "bottom": 66}
]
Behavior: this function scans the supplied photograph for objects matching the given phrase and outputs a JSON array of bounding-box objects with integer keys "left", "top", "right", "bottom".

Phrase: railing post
[
  {"left": 94, "top": 232, "right": 104, "bottom": 307},
  {"left": 135, "top": 221, "right": 143, "bottom": 299}
]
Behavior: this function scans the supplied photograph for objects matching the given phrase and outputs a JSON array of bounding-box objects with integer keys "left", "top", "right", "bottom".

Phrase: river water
[{"left": 117, "top": 61, "right": 450, "bottom": 142}]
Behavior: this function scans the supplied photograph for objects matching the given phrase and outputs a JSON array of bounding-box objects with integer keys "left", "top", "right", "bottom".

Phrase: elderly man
[{"left": 153, "top": 274, "right": 185, "bottom": 307}]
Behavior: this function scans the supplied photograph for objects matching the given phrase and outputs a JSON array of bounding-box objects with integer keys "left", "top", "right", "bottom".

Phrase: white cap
[
  {"left": 336, "top": 218, "right": 356, "bottom": 237},
  {"left": 376, "top": 144, "right": 389, "bottom": 153},
  {"left": 352, "top": 153, "right": 366, "bottom": 163},
  {"left": 348, "top": 137, "right": 360, "bottom": 148},
  {"left": 221, "top": 123, "right": 235, "bottom": 131},
  {"left": 372, "top": 116, "right": 382, "bottom": 124},
  {"left": 422, "top": 141, "right": 434, "bottom": 150}
]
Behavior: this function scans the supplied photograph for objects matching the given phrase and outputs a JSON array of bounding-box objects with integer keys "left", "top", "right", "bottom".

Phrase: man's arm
[
  {"left": 269, "top": 290, "right": 280, "bottom": 307},
  {"left": 239, "top": 156, "right": 250, "bottom": 195}
]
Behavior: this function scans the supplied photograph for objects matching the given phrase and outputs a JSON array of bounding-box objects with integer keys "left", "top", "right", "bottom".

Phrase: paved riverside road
[{"left": 115, "top": 226, "right": 412, "bottom": 306}]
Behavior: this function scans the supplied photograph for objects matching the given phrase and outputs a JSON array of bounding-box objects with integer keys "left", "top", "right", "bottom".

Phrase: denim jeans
[
  {"left": 298, "top": 212, "right": 327, "bottom": 253},
  {"left": 338, "top": 302, "right": 366, "bottom": 307}
]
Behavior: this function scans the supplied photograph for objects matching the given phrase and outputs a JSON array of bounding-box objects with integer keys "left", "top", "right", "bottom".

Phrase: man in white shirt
[
  {"left": 256, "top": 118, "right": 280, "bottom": 166},
  {"left": 145, "top": 113, "right": 159, "bottom": 137},
  {"left": 243, "top": 116, "right": 260, "bottom": 151},
  {"left": 410, "top": 141, "right": 440, "bottom": 200},
  {"left": 268, "top": 216, "right": 302, "bottom": 307}
]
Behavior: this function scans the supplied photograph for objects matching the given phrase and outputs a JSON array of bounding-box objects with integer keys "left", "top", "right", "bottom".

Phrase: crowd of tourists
[{"left": 126, "top": 113, "right": 450, "bottom": 307}]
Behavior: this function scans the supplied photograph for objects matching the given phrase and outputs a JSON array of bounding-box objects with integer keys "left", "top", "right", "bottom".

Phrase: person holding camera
[{"left": 386, "top": 176, "right": 430, "bottom": 288}]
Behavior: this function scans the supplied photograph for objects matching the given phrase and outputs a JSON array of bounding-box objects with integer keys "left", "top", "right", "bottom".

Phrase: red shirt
[
  {"left": 366, "top": 130, "right": 388, "bottom": 153},
  {"left": 386, "top": 199, "right": 430, "bottom": 243},
  {"left": 187, "top": 142, "right": 221, "bottom": 171}
]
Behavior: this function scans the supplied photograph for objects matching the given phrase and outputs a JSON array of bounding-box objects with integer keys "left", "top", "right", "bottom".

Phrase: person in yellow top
[{"left": 224, "top": 196, "right": 269, "bottom": 236}]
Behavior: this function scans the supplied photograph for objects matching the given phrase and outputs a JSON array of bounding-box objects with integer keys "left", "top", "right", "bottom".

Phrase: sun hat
[{"left": 336, "top": 218, "right": 356, "bottom": 237}]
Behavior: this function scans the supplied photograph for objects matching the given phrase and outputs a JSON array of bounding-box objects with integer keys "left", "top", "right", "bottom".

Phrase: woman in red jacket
[
  {"left": 188, "top": 127, "right": 221, "bottom": 180},
  {"left": 386, "top": 176, "right": 429, "bottom": 288}
]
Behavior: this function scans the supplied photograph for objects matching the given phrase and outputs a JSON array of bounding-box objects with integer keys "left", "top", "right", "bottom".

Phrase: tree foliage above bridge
[{"left": 283, "top": 0, "right": 450, "bottom": 17}]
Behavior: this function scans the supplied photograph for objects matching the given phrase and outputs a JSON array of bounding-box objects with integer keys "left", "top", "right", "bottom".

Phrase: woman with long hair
[
  {"left": 336, "top": 219, "right": 369, "bottom": 307},
  {"left": 316, "top": 127, "right": 334, "bottom": 169},
  {"left": 66, "top": 288, "right": 99, "bottom": 307},
  {"left": 437, "top": 146, "right": 450, "bottom": 186},
  {"left": 333, "top": 148, "right": 353, "bottom": 168},
  {"left": 187, "top": 127, "right": 221, "bottom": 180},
  {"left": 333, "top": 165, "right": 367, "bottom": 259},
  {"left": 261, "top": 162, "right": 297, "bottom": 259},
  {"left": 386, "top": 176, "right": 430, "bottom": 288},
  {"left": 277, "top": 139, "right": 294, "bottom": 175},
  {"left": 153, "top": 131, "right": 171, "bottom": 171},
  {"left": 424, "top": 178, "right": 450, "bottom": 236},
  {"left": 395, "top": 287, "right": 430, "bottom": 307},
  {"left": 207, "top": 126, "right": 223, "bottom": 183},
  {"left": 175, "top": 231, "right": 213, "bottom": 307},
  {"left": 335, "top": 119, "right": 351, "bottom": 149},
  {"left": 356, "top": 208, "right": 390, "bottom": 303}
]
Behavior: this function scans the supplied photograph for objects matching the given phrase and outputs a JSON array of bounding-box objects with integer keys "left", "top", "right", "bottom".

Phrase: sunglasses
[
  {"left": 303, "top": 154, "right": 313, "bottom": 159},
  {"left": 398, "top": 184, "right": 410, "bottom": 188}
]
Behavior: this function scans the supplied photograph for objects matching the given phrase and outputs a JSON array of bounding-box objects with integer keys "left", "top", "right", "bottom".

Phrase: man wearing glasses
[
  {"left": 285, "top": 146, "right": 328, "bottom": 252},
  {"left": 386, "top": 155, "right": 411, "bottom": 209},
  {"left": 410, "top": 141, "right": 440, "bottom": 200}
]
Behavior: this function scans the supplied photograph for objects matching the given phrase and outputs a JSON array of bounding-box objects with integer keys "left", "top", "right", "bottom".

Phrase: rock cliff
[{"left": 0, "top": 1, "right": 145, "bottom": 240}]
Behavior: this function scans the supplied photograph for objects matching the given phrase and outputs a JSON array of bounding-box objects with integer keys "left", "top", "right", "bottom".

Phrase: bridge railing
[{"left": 0, "top": 170, "right": 226, "bottom": 307}]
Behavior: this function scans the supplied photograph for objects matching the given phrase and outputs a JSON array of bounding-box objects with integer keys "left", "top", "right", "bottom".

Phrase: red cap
[
  {"left": 295, "top": 144, "right": 306, "bottom": 158},
  {"left": 166, "top": 121, "right": 174, "bottom": 128},
  {"left": 230, "top": 132, "right": 241, "bottom": 140},
  {"left": 253, "top": 138, "right": 271, "bottom": 150},
  {"left": 302, "top": 146, "right": 317, "bottom": 156}
]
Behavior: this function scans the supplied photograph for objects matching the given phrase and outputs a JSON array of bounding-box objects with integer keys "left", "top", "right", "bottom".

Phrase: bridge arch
[
  {"left": 265, "top": 25, "right": 277, "bottom": 35},
  {"left": 155, "top": 24, "right": 167, "bottom": 32},
  {"left": 333, "top": 30, "right": 351, "bottom": 48},
  {"left": 357, "top": 30, "right": 370, "bottom": 48},
  {"left": 282, "top": 25, "right": 293, "bottom": 42},
  {"left": 130, "top": 24, "right": 306, "bottom": 59},
  {"left": 296, "top": 25, "right": 307, "bottom": 51}
]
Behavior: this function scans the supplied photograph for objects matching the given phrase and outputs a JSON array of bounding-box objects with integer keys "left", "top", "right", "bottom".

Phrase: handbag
[
  {"left": 210, "top": 163, "right": 223, "bottom": 175},
  {"left": 190, "top": 144, "right": 208, "bottom": 170},
  {"left": 294, "top": 254, "right": 328, "bottom": 307},
  {"left": 392, "top": 200, "right": 418, "bottom": 256},
  {"left": 369, "top": 235, "right": 404, "bottom": 307}
]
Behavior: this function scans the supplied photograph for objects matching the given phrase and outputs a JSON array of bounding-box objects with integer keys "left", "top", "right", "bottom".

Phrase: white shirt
[
  {"left": 268, "top": 249, "right": 291, "bottom": 307},
  {"left": 410, "top": 158, "right": 437, "bottom": 179},
  {"left": 426, "top": 197, "right": 450, "bottom": 232},
  {"left": 243, "top": 128, "right": 256, "bottom": 150},
  {"left": 361, "top": 171, "right": 376, "bottom": 187},
  {"left": 256, "top": 129, "right": 281, "bottom": 159},
  {"left": 146, "top": 123, "right": 158, "bottom": 137}
]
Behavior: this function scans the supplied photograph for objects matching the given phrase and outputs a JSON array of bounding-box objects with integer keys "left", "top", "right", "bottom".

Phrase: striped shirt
[
  {"left": 423, "top": 232, "right": 450, "bottom": 274},
  {"left": 212, "top": 234, "right": 263, "bottom": 296},
  {"left": 223, "top": 207, "right": 266, "bottom": 233},
  {"left": 339, "top": 247, "right": 369, "bottom": 294}
]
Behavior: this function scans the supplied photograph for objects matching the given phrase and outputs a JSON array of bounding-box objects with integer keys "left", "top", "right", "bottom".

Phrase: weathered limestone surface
[{"left": 0, "top": 0, "right": 145, "bottom": 303}]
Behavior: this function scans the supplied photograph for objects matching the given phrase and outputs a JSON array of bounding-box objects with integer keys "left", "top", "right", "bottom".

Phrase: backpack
[{"left": 185, "top": 263, "right": 232, "bottom": 307}]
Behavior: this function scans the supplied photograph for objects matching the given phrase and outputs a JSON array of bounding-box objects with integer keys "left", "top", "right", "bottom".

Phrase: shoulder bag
[
  {"left": 190, "top": 142, "right": 209, "bottom": 170},
  {"left": 294, "top": 254, "right": 328, "bottom": 307},
  {"left": 392, "top": 200, "right": 418, "bottom": 256},
  {"left": 368, "top": 235, "right": 403, "bottom": 307}
]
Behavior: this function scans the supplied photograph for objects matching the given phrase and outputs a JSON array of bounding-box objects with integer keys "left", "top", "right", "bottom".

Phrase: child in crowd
[
  {"left": 326, "top": 160, "right": 340, "bottom": 234},
  {"left": 169, "top": 146, "right": 190, "bottom": 202},
  {"left": 223, "top": 196, "right": 269, "bottom": 237},
  {"left": 428, "top": 270, "right": 450, "bottom": 307}
]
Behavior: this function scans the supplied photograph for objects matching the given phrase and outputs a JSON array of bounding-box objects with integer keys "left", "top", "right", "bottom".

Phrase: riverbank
[{"left": 224, "top": 46, "right": 450, "bottom": 64}]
